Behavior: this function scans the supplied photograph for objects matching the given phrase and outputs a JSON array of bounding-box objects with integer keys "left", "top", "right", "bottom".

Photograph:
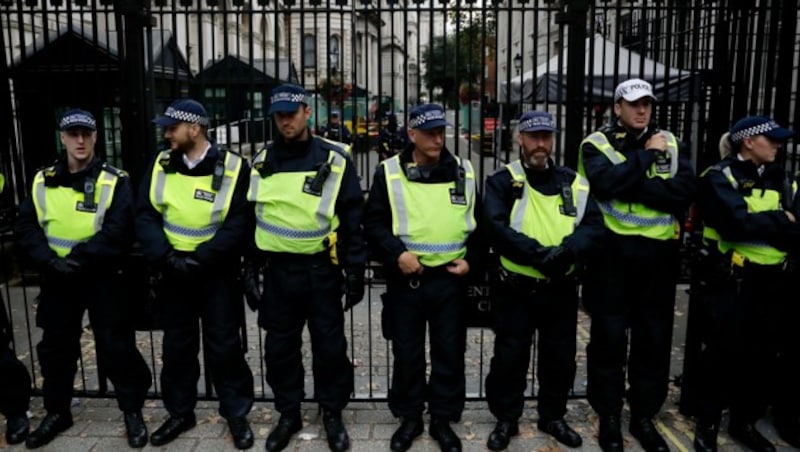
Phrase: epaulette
[
  {"left": 101, "top": 162, "right": 128, "bottom": 178},
  {"left": 598, "top": 123, "right": 616, "bottom": 135},
  {"left": 316, "top": 136, "right": 347, "bottom": 158},
  {"left": 221, "top": 148, "right": 244, "bottom": 158},
  {"left": 489, "top": 166, "right": 508, "bottom": 178},
  {"left": 700, "top": 160, "right": 729, "bottom": 177},
  {"left": 40, "top": 164, "right": 58, "bottom": 177},
  {"left": 555, "top": 165, "right": 577, "bottom": 177}
]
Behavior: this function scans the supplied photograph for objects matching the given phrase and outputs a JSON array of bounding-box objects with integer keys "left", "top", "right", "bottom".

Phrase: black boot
[
  {"left": 25, "top": 412, "right": 73, "bottom": 449},
  {"left": 486, "top": 420, "right": 518, "bottom": 451},
  {"left": 774, "top": 417, "right": 800, "bottom": 448},
  {"left": 538, "top": 418, "right": 583, "bottom": 448},
  {"left": 322, "top": 410, "right": 350, "bottom": 451},
  {"left": 630, "top": 417, "right": 669, "bottom": 452},
  {"left": 265, "top": 412, "right": 302, "bottom": 452},
  {"left": 4, "top": 413, "right": 29, "bottom": 445},
  {"left": 390, "top": 415, "right": 423, "bottom": 451},
  {"left": 728, "top": 422, "right": 775, "bottom": 452},
  {"left": 123, "top": 411, "right": 148, "bottom": 448},
  {"left": 429, "top": 418, "right": 461, "bottom": 452},
  {"left": 693, "top": 422, "right": 718, "bottom": 452},
  {"left": 149, "top": 414, "right": 196, "bottom": 446},
  {"left": 227, "top": 416, "right": 254, "bottom": 450},
  {"left": 598, "top": 415, "right": 623, "bottom": 452}
]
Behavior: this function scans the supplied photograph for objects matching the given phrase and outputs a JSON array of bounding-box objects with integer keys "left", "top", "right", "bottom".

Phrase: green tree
[{"left": 422, "top": 12, "right": 496, "bottom": 108}]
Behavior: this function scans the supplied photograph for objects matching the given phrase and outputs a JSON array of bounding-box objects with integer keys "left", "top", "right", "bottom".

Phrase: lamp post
[{"left": 513, "top": 53, "right": 522, "bottom": 75}]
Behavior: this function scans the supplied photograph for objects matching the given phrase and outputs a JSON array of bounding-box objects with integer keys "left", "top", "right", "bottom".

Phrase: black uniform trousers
[
  {"left": 0, "top": 299, "right": 31, "bottom": 417},
  {"left": 583, "top": 234, "right": 678, "bottom": 420},
  {"left": 486, "top": 276, "right": 579, "bottom": 423},
  {"left": 258, "top": 253, "right": 353, "bottom": 415},
  {"left": 695, "top": 263, "right": 791, "bottom": 426},
  {"left": 35, "top": 273, "right": 151, "bottom": 414},
  {"left": 156, "top": 271, "right": 254, "bottom": 419},
  {"left": 383, "top": 267, "right": 467, "bottom": 421}
]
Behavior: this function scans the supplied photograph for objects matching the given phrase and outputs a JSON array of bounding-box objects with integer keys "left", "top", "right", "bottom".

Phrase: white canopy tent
[{"left": 500, "top": 34, "right": 701, "bottom": 104}]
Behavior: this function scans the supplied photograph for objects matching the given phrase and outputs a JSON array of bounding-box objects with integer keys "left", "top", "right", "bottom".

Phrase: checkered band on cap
[
  {"left": 730, "top": 120, "right": 780, "bottom": 143},
  {"left": 164, "top": 106, "right": 209, "bottom": 126},
  {"left": 521, "top": 115, "right": 555, "bottom": 130},
  {"left": 270, "top": 91, "right": 306, "bottom": 105},
  {"left": 60, "top": 113, "right": 96, "bottom": 129},
  {"left": 408, "top": 109, "right": 446, "bottom": 129}
]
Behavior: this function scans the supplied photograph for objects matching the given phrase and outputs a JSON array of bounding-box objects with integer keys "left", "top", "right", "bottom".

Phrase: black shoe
[
  {"left": 728, "top": 422, "right": 776, "bottom": 452},
  {"left": 322, "top": 410, "right": 350, "bottom": 451},
  {"left": 390, "top": 416, "right": 423, "bottom": 451},
  {"left": 598, "top": 415, "right": 623, "bottom": 452},
  {"left": 429, "top": 418, "right": 462, "bottom": 452},
  {"left": 693, "top": 423, "right": 718, "bottom": 452},
  {"left": 486, "top": 420, "right": 518, "bottom": 451},
  {"left": 149, "top": 414, "right": 196, "bottom": 446},
  {"left": 265, "top": 412, "right": 302, "bottom": 452},
  {"left": 227, "top": 416, "right": 254, "bottom": 449},
  {"left": 630, "top": 417, "right": 669, "bottom": 452},
  {"left": 4, "top": 413, "right": 29, "bottom": 445},
  {"left": 775, "top": 418, "right": 800, "bottom": 448},
  {"left": 25, "top": 412, "right": 73, "bottom": 449},
  {"left": 538, "top": 418, "right": 583, "bottom": 448},
  {"left": 124, "top": 411, "right": 148, "bottom": 448}
]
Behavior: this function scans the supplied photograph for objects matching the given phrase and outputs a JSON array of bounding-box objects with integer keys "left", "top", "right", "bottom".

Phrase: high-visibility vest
[
  {"left": 701, "top": 164, "right": 789, "bottom": 265},
  {"left": 248, "top": 146, "right": 346, "bottom": 254},
  {"left": 382, "top": 155, "right": 477, "bottom": 267},
  {"left": 579, "top": 130, "right": 680, "bottom": 240},
  {"left": 32, "top": 166, "right": 120, "bottom": 257},
  {"left": 499, "top": 161, "right": 590, "bottom": 279},
  {"left": 149, "top": 150, "right": 242, "bottom": 251}
]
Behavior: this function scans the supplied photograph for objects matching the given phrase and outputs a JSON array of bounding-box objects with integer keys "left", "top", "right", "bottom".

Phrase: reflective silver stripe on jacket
[
  {"left": 507, "top": 160, "right": 588, "bottom": 228},
  {"left": 36, "top": 170, "right": 117, "bottom": 249},
  {"left": 253, "top": 151, "right": 345, "bottom": 239},
  {"left": 384, "top": 157, "right": 474, "bottom": 251}
]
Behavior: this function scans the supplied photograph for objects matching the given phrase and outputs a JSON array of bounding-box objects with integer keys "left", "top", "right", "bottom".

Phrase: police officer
[
  {"left": 363, "top": 103, "right": 484, "bottom": 452},
  {"left": 319, "top": 109, "right": 353, "bottom": 145},
  {"left": 136, "top": 99, "right": 255, "bottom": 449},
  {"left": 484, "top": 111, "right": 605, "bottom": 450},
  {"left": 692, "top": 116, "right": 796, "bottom": 452},
  {"left": 243, "top": 84, "right": 365, "bottom": 452},
  {"left": 0, "top": 294, "right": 31, "bottom": 445},
  {"left": 14, "top": 109, "right": 152, "bottom": 448},
  {"left": 1, "top": 169, "right": 32, "bottom": 445},
  {"left": 376, "top": 113, "right": 408, "bottom": 161},
  {"left": 578, "top": 79, "right": 695, "bottom": 452}
]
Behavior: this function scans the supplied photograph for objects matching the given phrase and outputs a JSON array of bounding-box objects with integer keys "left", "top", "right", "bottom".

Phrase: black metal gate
[{"left": 1, "top": 0, "right": 797, "bottom": 403}]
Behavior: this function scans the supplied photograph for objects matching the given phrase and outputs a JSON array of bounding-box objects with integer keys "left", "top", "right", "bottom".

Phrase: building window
[
  {"left": 204, "top": 87, "right": 227, "bottom": 121},
  {"left": 303, "top": 34, "right": 316, "bottom": 69},
  {"left": 329, "top": 35, "right": 340, "bottom": 72}
]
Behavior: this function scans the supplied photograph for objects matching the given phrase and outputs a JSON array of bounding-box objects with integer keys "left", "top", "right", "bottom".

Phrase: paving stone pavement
[
  {"left": 2, "top": 282, "right": 799, "bottom": 451},
  {"left": 2, "top": 394, "right": 800, "bottom": 451}
]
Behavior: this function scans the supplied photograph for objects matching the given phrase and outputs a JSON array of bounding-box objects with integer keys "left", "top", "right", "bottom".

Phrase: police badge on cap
[{"left": 59, "top": 109, "right": 97, "bottom": 131}]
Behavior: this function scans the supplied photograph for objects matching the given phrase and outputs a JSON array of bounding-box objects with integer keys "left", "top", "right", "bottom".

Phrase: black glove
[
  {"left": 243, "top": 262, "right": 262, "bottom": 311},
  {"left": 343, "top": 272, "right": 365, "bottom": 311},
  {"left": 164, "top": 252, "right": 201, "bottom": 278},
  {"left": 537, "top": 246, "right": 574, "bottom": 278},
  {"left": 47, "top": 257, "right": 80, "bottom": 276}
]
